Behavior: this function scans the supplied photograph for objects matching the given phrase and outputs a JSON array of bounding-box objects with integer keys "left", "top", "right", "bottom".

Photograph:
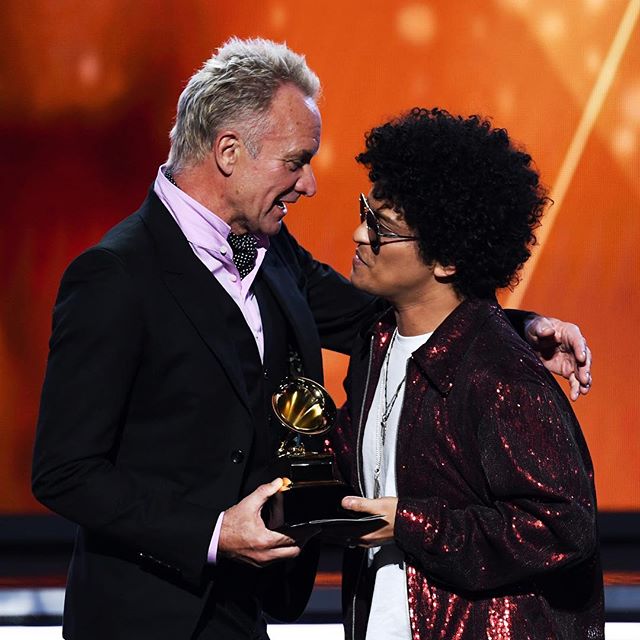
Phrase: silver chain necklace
[{"left": 374, "top": 328, "right": 407, "bottom": 498}]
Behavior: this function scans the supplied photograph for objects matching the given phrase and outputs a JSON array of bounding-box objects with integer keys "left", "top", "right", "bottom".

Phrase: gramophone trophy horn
[
  {"left": 266, "top": 377, "right": 351, "bottom": 530},
  {"left": 272, "top": 377, "right": 337, "bottom": 457}
]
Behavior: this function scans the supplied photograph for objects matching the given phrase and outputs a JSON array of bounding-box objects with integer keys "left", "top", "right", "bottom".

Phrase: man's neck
[
  {"left": 392, "top": 288, "right": 462, "bottom": 337},
  {"left": 171, "top": 163, "right": 231, "bottom": 223}
]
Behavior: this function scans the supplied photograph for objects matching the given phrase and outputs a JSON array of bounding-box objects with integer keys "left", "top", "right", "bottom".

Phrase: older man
[{"left": 32, "top": 39, "right": 591, "bottom": 640}]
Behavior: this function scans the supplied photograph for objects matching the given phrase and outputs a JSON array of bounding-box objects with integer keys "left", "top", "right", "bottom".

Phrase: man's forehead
[{"left": 262, "top": 120, "right": 321, "bottom": 156}]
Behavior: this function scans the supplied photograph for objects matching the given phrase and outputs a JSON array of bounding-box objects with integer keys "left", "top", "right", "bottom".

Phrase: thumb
[
  {"left": 252, "top": 478, "right": 285, "bottom": 507},
  {"left": 342, "top": 496, "right": 371, "bottom": 512}
]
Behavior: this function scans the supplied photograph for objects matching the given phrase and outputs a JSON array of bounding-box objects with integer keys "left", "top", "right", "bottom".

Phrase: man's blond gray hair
[{"left": 167, "top": 37, "right": 320, "bottom": 171}]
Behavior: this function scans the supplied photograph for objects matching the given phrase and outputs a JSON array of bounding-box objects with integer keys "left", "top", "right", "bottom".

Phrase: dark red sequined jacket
[{"left": 331, "top": 298, "right": 604, "bottom": 640}]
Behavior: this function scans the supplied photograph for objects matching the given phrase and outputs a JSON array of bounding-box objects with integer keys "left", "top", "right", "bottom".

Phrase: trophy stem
[{"left": 277, "top": 433, "right": 307, "bottom": 458}]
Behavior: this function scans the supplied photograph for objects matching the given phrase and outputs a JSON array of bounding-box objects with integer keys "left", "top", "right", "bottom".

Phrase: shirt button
[
  {"left": 231, "top": 449, "right": 245, "bottom": 464},
  {"left": 229, "top": 274, "right": 237, "bottom": 283},
  {"left": 219, "top": 246, "right": 227, "bottom": 255}
]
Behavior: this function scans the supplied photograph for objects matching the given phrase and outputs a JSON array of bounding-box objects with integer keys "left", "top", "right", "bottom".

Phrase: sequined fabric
[{"left": 332, "top": 298, "right": 604, "bottom": 640}]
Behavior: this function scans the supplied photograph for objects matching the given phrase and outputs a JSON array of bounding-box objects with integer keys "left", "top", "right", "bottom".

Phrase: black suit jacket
[{"left": 32, "top": 191, "right": 377, "bottom": 639}]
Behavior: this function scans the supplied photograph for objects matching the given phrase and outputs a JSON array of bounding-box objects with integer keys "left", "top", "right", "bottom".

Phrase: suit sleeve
[
  {"left": 394, "top": 381, "right": 597, "bottom": 592},
  {"left": 275, "top": 224, "right": 383, "bottom": 354},
  {"left": 32, "top": 248, "right": 216, "bottom": 585},
  {"left": 502, "top": 308, "right": 533, "bottom": 339}
]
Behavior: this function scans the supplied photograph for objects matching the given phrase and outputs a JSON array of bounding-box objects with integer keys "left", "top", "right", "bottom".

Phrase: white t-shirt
[{"left": 362, "top": 329, "right": 433, "bottom": 640}]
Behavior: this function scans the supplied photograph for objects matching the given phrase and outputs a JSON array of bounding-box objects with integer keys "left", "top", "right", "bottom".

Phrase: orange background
[{"left": 1, "top": 0, "right": 638, "bottom": 513}]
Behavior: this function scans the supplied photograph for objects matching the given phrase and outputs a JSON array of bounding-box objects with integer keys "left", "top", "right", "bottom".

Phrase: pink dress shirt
[{"left": 154, "top": 165, "right": 269, "bottom": 564}]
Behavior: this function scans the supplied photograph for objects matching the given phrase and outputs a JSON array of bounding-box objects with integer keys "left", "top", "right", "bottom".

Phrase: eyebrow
[
  {"left": 368, "top": 199, "right": 398, "bottom": 229},
  {"left": 291, "top": 150, "right": 315, "bottom": 164},
  {"left": 377, "top": 213, "right": 397, "bottom": 230}
]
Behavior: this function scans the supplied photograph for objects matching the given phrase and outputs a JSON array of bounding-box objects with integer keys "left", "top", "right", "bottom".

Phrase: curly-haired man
[{"left": 333, "top": 108, "right": 604, "bottom": 640}]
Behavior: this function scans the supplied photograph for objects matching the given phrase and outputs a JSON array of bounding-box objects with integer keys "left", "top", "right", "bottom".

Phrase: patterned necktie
[
  {"left": 164, "top": 169, "right": 258, "bottom": 279},
  {"left": 227, "top": 232, "right": 258, "bottom": 279}
]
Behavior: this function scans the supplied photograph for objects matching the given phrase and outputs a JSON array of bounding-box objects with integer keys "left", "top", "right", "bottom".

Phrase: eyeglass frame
[{"left": 359, "top": 193, "right": 419, "bottom": 254}]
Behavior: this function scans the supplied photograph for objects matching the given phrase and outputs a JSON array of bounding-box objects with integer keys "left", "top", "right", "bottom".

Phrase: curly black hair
[{"left": 356, "top": 107, "right": 550, "bottom": 299}]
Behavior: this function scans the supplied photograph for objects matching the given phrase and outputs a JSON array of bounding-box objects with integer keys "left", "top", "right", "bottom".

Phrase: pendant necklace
[{"left": 374, "top": 328, "right": 407, "bottom": 499}]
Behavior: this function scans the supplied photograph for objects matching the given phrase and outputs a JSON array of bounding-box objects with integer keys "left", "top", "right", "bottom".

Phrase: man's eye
[
  {"left": 375, "top": 216, "right": 395, "bottom": 233},
  {"left": 287, "top": 160, "right": 303, "bottom": 171}
]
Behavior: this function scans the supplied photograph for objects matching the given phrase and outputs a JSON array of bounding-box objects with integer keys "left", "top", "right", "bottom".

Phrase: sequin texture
[{"left": 333, "top": 299, "right": 604, "bottom": 639}]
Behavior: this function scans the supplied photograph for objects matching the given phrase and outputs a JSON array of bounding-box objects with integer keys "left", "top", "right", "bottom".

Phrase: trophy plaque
[{"left": 264, "top": 376, "right": 354, "bottom": 531}]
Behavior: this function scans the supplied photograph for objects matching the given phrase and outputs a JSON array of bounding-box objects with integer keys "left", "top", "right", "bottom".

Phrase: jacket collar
[
  {"left": 137, "top": 189, "right": 324, "bottom": 401},
  {"left": 138, "top": 189, "right": 255, "bottom": 415},
  {"left": 259, "top": 246, "right": 323, "bottom": 383},
  {"left": 369, "top": 298, "right": 500, "bottom": 396}
]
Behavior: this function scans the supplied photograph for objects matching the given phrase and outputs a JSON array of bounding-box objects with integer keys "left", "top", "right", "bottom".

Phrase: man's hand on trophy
[
  {"left": 340, "top": 496, "right": 397, "bottom": 548},
  {"left": 218, "top": 478, "right": 302, "bottom": 567}
]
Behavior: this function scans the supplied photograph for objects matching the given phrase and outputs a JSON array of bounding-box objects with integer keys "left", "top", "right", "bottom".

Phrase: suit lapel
[
  {"left": 260, "top": 250, "right": 324, "bottom": 384},
  {"left": 139, "top": 192, "right": 253, "bottom": 416}
]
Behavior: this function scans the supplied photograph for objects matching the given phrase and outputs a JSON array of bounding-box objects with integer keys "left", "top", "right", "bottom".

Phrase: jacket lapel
[
  {"left": 259, "top": 249, "right": 324, "bottom": 384},
  {"left": 138, "top": 192, "right": 253, "bottom": 416}
]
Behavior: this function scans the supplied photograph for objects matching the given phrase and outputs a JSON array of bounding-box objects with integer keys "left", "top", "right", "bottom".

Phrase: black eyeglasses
[{"left": 359, "top": 193, "right": 419, "bottom": 254}]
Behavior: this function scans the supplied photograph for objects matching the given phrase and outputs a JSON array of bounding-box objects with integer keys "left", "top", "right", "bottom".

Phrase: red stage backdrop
[{"left": 1, "top": 0, "right": 638, "bottom": 512}]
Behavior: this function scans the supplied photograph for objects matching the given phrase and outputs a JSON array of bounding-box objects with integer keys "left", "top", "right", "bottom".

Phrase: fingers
[
  {"left": 578, "top": 369, "right": 592, "bottom": 396},
  {"left": 562, "top": 324, "right": 586, "bottom": 362},
  {"left": 341, "top": 496, "right": 384, "bottom": 515},
  {"left": 219, "top": 479, "right": 300, "bottom": 566},
  {"left": 570, "top": 333, "right": 592, "bottom": 392},
  {"left": 341, "top": 496, "right": 370, "bottom": 512},
  {"left": 219, "top": 516, "right": 299, "bottom": 566},
  {"left": 242, "top": 545, "right": 302, "bottom": 568},
  {"left": 577, "top": 338, "right": 589, "bottom": 365},
  {"left": 568, "top": 365, "right": 592, "bottom": 402},
  {"left": 530, "top": 317, "right": 555, "bottom": 337},
  {"left": 252, "top": 544, "right": 302, "bottom": 565},
  {"left": 568, "top": 373, "right": 580, "bottom": 402},
  {"left": 576, "top": 343, "right": 592, "bottom": 380}
]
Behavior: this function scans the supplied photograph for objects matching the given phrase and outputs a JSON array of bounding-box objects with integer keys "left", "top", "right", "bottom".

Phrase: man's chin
[
  {"left": 262, "top": 219, "right": 283, "bottom": 236},
  {"left": 350, "top": 270, "right": 373, "bottom": 293}
]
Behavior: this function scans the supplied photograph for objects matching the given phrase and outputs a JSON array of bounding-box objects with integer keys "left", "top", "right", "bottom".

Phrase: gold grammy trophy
[{"left": 265, "top": 376, "right": 352, "bottom": 530}]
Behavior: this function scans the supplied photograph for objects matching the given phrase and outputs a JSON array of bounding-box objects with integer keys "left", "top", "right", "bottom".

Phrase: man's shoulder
[
  {"left": 96, "top": 212, "right": 145, "bottom": 250},
  {"left": 466, "top": 305, "right": 552, "bottom": 388},
  {"left": 62, "top": 193, "right": 165, "bottom": 283},
  {"left": 465, "top": 310, "right": 578, "bottom": 424},
  {"left": 85, "top": 191, "right": 166, "bottom": 260},
  {"left": 440, "top": 306, "right": 575, "bottom": 426},
  {"left": 98, "top": 192, "right": 160, "bottom": 254}
]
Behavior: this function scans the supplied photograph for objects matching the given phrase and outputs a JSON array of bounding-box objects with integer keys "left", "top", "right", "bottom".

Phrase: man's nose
[
  {"left": 353, "top": 218, "right": 369, "bottom": 245},
  {"left": 296, "top": 164, "right": 317, "bottom": 197}
]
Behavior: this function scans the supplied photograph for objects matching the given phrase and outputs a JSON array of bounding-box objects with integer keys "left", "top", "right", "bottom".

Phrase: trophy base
[
  {"left": 272, "top": 452, "right": 336, "bottom": 483},
  {"left": 264, "top": 480, "right": 354, "bottom": 531}
]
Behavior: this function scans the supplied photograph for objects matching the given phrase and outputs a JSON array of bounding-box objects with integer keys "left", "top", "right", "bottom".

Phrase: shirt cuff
[{"left": 207, "top": 511, "right": 225, "bottom": 565}]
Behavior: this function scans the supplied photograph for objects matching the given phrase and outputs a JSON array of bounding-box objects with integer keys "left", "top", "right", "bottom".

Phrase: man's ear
[
  {"left": 433, "top": 263, "right": 456, "bottom": 278},
  {"left": 213, "top": 131, "right": 241, "bottom": 176}
]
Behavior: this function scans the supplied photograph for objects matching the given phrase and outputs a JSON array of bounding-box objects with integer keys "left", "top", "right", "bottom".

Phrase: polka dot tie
[
  {"left": 164, "top": 169, "right": 258, "bottom": 280},
  {"left": 227, "top": 232, "right": 258, "bottom": 279}
]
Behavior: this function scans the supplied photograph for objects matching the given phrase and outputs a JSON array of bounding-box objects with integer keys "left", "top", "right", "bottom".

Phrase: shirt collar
[
  {"left": 370, "top": 298, "right": 499, "bottom": 396},
  {"left": 154, "top": 164, "right": 269, "bottom": 253}
]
